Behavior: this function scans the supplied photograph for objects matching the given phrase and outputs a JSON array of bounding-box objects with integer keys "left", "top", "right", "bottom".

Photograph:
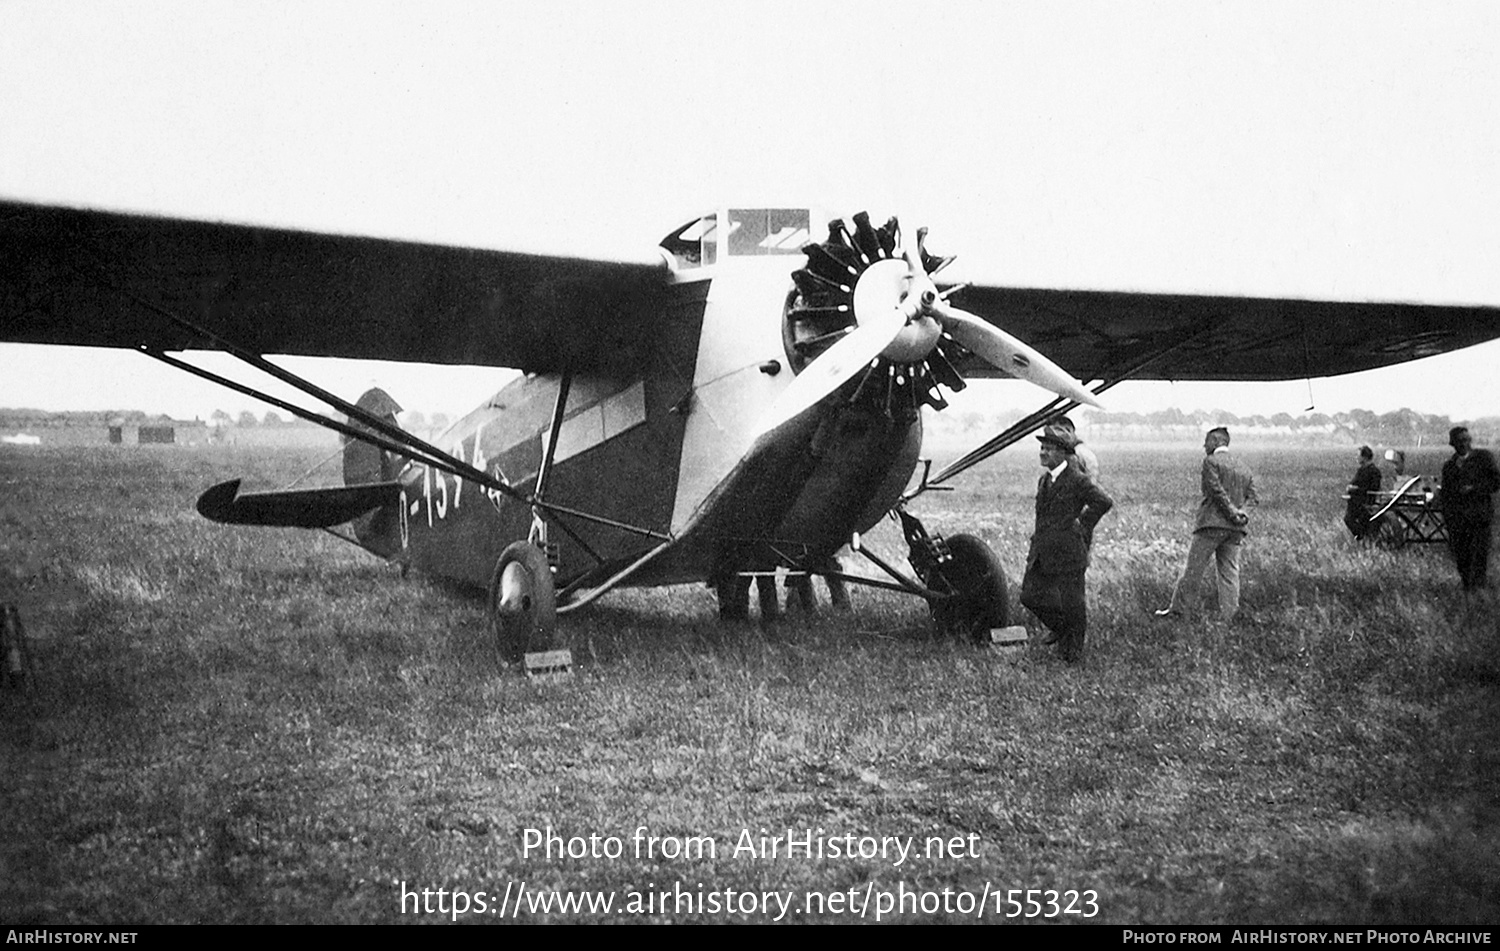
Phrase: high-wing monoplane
[{"left": 4, "top": 200, "right": 1499, "bottom": 664}]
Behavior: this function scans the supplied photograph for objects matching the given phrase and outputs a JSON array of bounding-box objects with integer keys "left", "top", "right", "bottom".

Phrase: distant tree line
[
  {"left": 941, "top": 407, "right": 1497, "bottom": 445},
  {"left": 0, "top": 408, "right": 182, "bottom": 427},
  {"left": 3, "top": 405, "right": 1489, "bottom": 445},
  {"left": 204, "top": 409, "right": 452, "bottom": 432},
  {"left": 1088, "top": 407, "right": 1496, "bottom": 443}
]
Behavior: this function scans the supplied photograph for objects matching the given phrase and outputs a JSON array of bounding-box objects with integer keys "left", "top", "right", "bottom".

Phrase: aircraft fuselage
[{"left": 362, "top": 215, "right": 925, "bottom": 595}]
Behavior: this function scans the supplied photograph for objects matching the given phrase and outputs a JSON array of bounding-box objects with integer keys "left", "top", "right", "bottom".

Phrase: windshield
[{"left": 726, "top": 208, "right": 810, "bottom": 256}]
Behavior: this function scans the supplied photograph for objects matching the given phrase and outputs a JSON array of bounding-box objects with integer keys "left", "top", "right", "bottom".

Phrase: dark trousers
[
  {"left": 1021, "top": 566, "right": 1087, "bottom": 661},
  {"left": 1447, "top": 515, "right": 1493, "bottom": 589},
  {"left": 1345, "top": 505, "right": 1373, "bottom": 539}
]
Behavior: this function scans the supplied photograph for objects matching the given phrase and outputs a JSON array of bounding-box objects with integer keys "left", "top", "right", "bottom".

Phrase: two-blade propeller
[{"left": 758, "top": 220, "right": 1100, "bottom": 435}]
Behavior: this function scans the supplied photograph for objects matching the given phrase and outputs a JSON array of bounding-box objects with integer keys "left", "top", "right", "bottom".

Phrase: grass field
[{"left": 1, "top": 442, "right": 1496, "bottom": 925}]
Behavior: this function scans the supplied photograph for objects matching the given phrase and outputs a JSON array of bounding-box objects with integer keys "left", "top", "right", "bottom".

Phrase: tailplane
[{"left": 194, "top": 387, "right": 407, "bottom": 559}]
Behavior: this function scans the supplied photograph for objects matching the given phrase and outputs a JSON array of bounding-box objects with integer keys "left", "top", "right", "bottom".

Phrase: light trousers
[{"left": 1168, "top": 528, "right": 1244, "bottom": 620}]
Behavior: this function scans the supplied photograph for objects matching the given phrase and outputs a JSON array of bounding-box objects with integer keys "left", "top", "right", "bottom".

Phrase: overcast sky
[{"left": 2, "top": 0, "right": 1497, "bottom": 422}]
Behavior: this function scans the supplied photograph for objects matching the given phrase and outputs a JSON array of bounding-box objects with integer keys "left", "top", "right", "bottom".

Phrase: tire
[
  {"left": 488, "top": 542, "right": 559, "bottom": 665},
  {"left": 1372, "top": 515, "right": 1405, "bottom": 550},
  {"left": 929, "top": 533, "right": 1009, "bottom": 643}
]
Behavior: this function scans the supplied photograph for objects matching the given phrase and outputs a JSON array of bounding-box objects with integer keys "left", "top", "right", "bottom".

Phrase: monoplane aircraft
[{"left": 4, "top": 200, "right": 1498, "bottom": 664}]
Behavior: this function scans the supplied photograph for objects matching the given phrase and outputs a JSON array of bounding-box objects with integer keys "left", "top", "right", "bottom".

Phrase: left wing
[
  {"left": 942, "top": 282, "right": 1500, "bottom": 382},
  {"left": 0, "top": 199, "right": 668, "bottom": 372}
]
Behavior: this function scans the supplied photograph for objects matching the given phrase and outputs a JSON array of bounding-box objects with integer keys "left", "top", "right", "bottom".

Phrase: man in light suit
[
  {"left": 1156, "top": 426, "right": 1258, "bottom": 621},
  {"left": 1053, "top": 415, "right": 1100, "bottom": 480},
  {"left": 1020, "top": 423, "right": 1115, "bottom": 663}
]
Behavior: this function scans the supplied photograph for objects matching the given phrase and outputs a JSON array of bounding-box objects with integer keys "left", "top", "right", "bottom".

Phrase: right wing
[{"left": 940, "top": 281, "right": 1500, "bottom": 382}]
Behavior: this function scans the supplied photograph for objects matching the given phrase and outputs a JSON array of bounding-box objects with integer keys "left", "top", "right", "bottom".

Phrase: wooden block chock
[
  {"left": 524, "top": 649, "right": 573, "bottom": 683},
  {"left": 988, "top": 625, "right": 1030, "bottom": 647}
]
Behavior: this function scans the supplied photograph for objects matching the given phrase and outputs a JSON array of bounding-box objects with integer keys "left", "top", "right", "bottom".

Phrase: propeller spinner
[{"left": 763, "top": 213, "right": 1100, "bottom": 435}]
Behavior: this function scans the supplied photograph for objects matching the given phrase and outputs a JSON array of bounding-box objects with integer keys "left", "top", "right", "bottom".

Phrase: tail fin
[{"left": 343, "top": 387, "right": 406, "bottom": 557}]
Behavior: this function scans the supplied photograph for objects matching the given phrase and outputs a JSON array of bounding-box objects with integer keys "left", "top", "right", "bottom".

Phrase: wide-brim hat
[{"left": 1036, "top": 423, "right": 1079, "bottom": 452}]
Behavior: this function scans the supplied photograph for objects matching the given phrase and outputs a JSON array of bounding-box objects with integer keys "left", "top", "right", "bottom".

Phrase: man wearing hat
[
  {"left": 1156, "top": 426, "right": 1257, "bottom": 621},
  {"left": 1437, "top": 426, "right": 1500, "bottom": 591},
  {"left": 1020, "top": 422, "right": 1115, "bottom": 663},
  {"left": 1343, "top": 445, "right": 1382, "bottom": 539}
]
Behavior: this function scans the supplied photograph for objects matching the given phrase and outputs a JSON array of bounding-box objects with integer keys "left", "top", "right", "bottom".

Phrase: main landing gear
[
  {"left": 488, "top": 541, "right": 560, "bottom": 665},
  {"left": 899, "top": 512, "right": 1009, "bottom": 643}
]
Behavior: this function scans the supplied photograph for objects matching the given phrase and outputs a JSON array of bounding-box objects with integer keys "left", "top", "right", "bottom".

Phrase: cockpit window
[
  {"left": 660, "top": 214, "right": 717, "bottom": 269},
  {"left": 727, "top": 208, "right": 810, "bottom": 256}
]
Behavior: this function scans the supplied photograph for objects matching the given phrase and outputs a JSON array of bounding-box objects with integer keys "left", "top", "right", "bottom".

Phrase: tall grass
[{"left": 1, "top": 443, "right": 1495, "bottom": 924}]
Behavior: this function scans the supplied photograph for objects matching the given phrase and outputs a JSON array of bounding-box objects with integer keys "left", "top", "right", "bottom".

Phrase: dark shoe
[
  {"left": 1153, "top": 608, "right": 1180, "bottom": 619},
  {"left": 1038, "top": 632, "right": 1060, "bottom": 645}
]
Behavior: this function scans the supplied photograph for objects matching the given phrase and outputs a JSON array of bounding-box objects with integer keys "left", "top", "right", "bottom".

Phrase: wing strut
[
  {"left": 141, "top": 347, "right": 486, "bottom": 481},
  {"left": 86, "top": 264, "right": 679, "bottom": 541},
  {"left": 919, "top": 326, "right": 1221, "bottom": 491},
  {"left": 526, "top": 371, "right": 629, "bottom": 567},
  {"left": 119, "top": 289, "right": 518, "bottom": 499},
  {"left": 142, "top": 346, "right": 675, "bottom": 541}
]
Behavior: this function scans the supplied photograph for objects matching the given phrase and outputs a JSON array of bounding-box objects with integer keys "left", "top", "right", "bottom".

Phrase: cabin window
[
  {"left": 546, "top": 381, "right": 648, "bottom": 465},
  {"left": 660, "top": 214, "right": 717, "bottom": 269},
  {"left": 726, "top": 208, "right": 810, "bottom": 256}
]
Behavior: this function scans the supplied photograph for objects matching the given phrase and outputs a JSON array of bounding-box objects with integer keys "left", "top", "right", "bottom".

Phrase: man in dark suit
[
  {"left": 1344, "top": 445, "right": 1382, "bottom": 539},
  {"left": 1020, "top": 423, "right": 1115, "bottom": 663},
  {"left": 1438, "top": 426, "right": 1500, "bottom": 591}
]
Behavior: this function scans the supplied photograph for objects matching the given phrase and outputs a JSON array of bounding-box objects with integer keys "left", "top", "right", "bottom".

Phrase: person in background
[
  {"left": 1437, "top": 426, "right": 1500, "bottom": 592},
  {"left": 785, "top": 551, "right": 852, "bottom": 614},
  {"left": 1155, "top": 426, "right": 1258, "bottom": 622},
  {"left": 1344, "top": 445, "right": 1382, "bottom": 539},
  {"left": 1053, "top": 415, "right": 1100, "bottom": 480}
]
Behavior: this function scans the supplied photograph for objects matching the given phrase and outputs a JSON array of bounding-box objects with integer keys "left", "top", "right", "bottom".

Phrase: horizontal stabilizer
[{"left": 196, "top": 479, "right": 402, "bottom": 528}]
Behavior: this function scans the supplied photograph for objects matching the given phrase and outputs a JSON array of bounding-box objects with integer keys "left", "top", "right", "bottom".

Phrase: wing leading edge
[
  {"left": 943, "top": 284, "right": 1500, "bottom": 382},
  {"left": 0, "top": 200, "right": 669, "bottom": 372}
]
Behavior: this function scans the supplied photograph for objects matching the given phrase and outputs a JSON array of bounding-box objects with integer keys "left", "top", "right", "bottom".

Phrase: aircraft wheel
[
  {"left": 1372, "top": 515, "right": 1405, "bottom": 550},
  {"left": 488, "top": 542, "right": 559, "bottom": 665},
  {"left": 929, "top": 533, "right": 1009, "bottom": 644}
]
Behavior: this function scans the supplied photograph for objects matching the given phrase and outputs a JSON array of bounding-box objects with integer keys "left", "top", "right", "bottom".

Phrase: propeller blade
[
  {"left": 932, "top": 300, "right": 1103, "bottom": 408},
  {"left": 756, "top": 309, "right": 907, "bottom": 435}
]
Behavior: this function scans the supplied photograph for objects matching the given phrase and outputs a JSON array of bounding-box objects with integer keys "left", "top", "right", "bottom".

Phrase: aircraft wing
[
  {"left": 942, "top": 283, "right": 1500, "bottom": 382},
  {"left": 0, "top": 199, "right": 669, "bottom": 372}
]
